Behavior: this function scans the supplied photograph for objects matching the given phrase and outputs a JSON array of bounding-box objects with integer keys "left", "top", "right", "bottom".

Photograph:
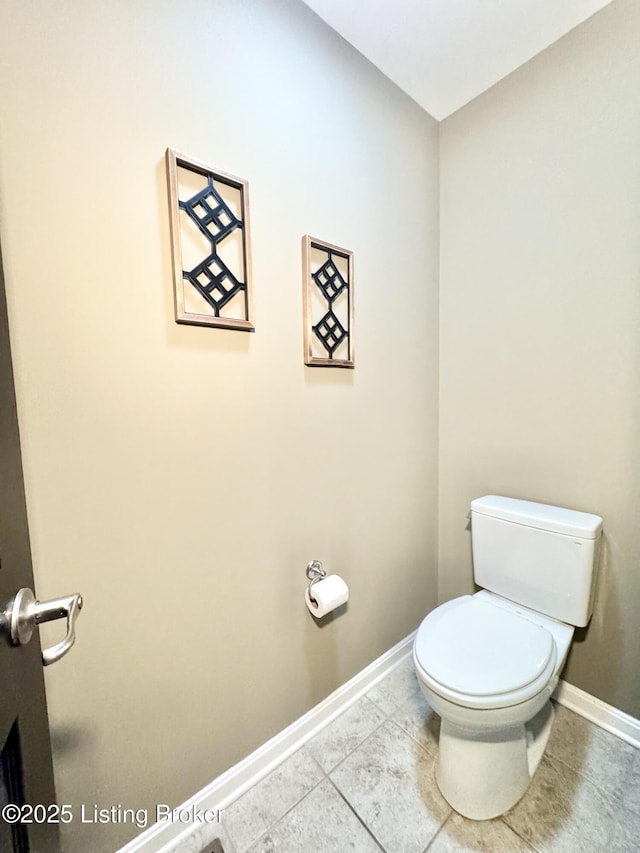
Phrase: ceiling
[{"left": 300, "top": 0, "right": 614, "bottom": 120}]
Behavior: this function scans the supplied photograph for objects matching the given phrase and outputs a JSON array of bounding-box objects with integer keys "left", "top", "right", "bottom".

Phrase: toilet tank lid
[{"left": 471, "top": 496, "right": 603, "bottom": 540}]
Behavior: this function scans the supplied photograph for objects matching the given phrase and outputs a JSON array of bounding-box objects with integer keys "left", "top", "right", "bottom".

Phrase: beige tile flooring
[{"left": 209, "top": 658, "right": 640, "bottom": 853}]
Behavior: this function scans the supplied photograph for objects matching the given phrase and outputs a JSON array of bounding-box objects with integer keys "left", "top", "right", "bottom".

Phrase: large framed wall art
[{"left": 166, "top": 149, "right": 254, "bottom": 331}]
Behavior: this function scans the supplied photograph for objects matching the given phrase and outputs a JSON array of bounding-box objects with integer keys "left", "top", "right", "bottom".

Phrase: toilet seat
[{"left": 414, "top": 595, "right": 557, "bottom": 710}]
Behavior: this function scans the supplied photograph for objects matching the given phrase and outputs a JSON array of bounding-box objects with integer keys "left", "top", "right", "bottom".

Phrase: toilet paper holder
[{"left": 306, "top": 560, "right": 326, "bottom": 604}]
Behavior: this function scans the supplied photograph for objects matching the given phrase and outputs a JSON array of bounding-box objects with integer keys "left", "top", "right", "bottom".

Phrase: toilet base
[{"left": 435, "top": 701, "right": 555, "bottom": 820}]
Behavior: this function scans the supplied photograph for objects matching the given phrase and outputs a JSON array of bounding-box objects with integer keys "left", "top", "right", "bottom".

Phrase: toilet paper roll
[{"left": 305, "top": 574, "right": 349, "bottom": 618}]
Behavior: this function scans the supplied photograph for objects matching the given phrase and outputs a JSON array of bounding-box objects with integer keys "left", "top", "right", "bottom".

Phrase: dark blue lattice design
[
  {"left": 311, "top": 250, "right": 350, "bottom": 359},
  {"left": 179, "top": 177, "right": 246, "bottom": 317},
  {"left": 312, "top": 310, "right": 348, "bottom": 357},
  {"left": 312, "top": 258, "right": 348, "bottom": 302}
]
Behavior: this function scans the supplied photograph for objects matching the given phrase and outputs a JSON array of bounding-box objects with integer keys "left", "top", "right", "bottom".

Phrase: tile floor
[{"left": 207, "top": 657, "right": 640, "bottom": 853}]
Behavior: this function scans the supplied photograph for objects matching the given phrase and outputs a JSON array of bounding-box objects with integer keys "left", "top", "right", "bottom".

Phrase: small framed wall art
[
  {"left": 165, "top": 148, "right": 254, "bottom": 331},
  {"left": 302, "top": 235, "right": 354, "bottom": 368}
]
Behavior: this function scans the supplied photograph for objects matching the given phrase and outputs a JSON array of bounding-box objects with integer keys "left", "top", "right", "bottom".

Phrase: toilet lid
[{"left": 414, "top": 596, "right": 555, "bottom": 697}]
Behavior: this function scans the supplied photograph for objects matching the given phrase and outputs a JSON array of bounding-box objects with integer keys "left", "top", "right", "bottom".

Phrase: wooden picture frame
[
  {"left": 166, "top": 148, "right": 254, "bottom": 331},
  {"left": 302, "top": 235, "right": 354, "bottom": 368}
]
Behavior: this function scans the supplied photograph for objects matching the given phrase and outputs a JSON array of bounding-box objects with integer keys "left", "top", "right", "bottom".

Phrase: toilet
[{"left": 413, "top": 495, "right": 603, "bottom": 820}]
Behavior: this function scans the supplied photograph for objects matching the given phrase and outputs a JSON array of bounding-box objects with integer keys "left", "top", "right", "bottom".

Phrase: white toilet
[{"left": 413, "top": 495, "right": 603, "bottom": 820}]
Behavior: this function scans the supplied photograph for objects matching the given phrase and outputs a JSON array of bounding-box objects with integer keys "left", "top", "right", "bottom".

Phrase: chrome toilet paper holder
[{"left": 306, "top": 560, "right": 326, "bottom": 604}]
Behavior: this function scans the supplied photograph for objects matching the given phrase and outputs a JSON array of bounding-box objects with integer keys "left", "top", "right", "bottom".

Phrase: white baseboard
[
  {"left": 118, "top": 635, "right": 640, "bottom": 853},
  {"left": 117, "top": 632, "right": 416, "bottom": 853},
  {"left": 553, "top": 679, "right": 640, "bottom": 749}
]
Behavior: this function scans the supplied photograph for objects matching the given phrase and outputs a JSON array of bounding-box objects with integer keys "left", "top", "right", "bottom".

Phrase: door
[{"left": 0, "top": 241, "right": 59, "bottom": 853}]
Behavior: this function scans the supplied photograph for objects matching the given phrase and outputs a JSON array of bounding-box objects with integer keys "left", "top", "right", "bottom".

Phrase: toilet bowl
[
  {"left": 412, "top": 496, "right": 602, "bottom": 821},
  {"left": 413, "top": 590, "right": 573, "bottom": 819}
]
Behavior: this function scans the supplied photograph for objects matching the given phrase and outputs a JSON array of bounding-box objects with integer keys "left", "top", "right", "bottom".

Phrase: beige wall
[
  {"left": 439, "top": 0, "right": 640, "bottom": 717},
  {"left": 0, "top": 1, "right": 440, "bottom": 850}
]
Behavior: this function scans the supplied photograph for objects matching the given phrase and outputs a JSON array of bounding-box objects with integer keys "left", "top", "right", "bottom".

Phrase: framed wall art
[
  {"left": 165, "top": 148, "right": 254, "bottom": 331},
  {"left": 302, "top": 235, "right": 354, "bottom": 368}
]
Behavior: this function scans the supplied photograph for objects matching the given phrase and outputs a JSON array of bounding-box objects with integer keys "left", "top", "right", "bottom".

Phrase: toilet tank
[{"left": 470, "top": 496, "right": 603, "bottom": 627}]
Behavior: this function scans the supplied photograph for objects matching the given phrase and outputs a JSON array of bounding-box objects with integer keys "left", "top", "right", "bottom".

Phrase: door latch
[{"left": 1, "top": 588, "right": 83, "bottom": 666}]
